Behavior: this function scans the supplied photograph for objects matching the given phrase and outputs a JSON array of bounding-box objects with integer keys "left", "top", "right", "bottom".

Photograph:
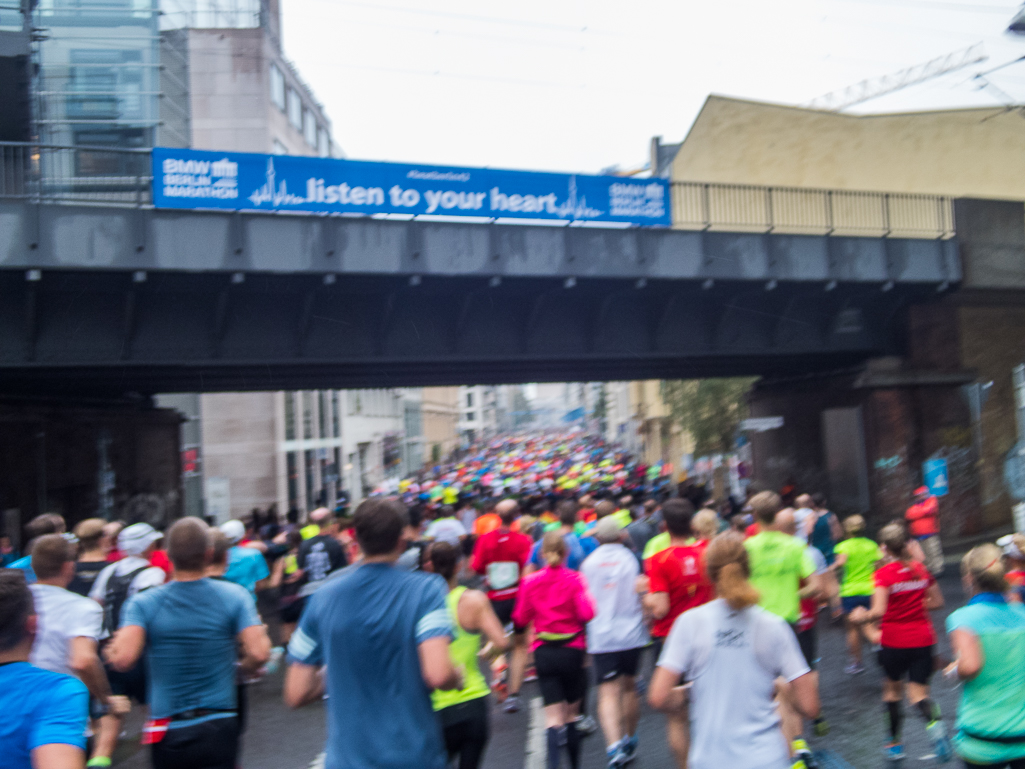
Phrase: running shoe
[
  {"left": 523, "top": 666, "right": 538, "bottom": 683},
  {"left": 926, "top": 720, "right": 952, "bottom": 763},
  {"left": 883, "top": 742, "right": 905, "bottom": 762},
  {"left": 576, "top": 715, "right": 599, "bottom": 735},
  {"left": 503, "top": 694, "right": 520, "bottom": 713},
  {"left": 619, "top": 735, "right": 638, "bottom": 763},
  {"left": 606, "top": 739, "right": 625, "bottom": 768},
  {"left": 813, "top": 717, "right": 830, "bottom": 737},
  {"left": 792, "top": 739, "right": 818, "bottom": 769},
  {"left": 844, "top": 661, "right": 865, "bottom": 675}
]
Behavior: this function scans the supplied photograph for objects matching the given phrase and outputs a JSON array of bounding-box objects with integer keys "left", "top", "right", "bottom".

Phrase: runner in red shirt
[
  {"left": 850, "top": 522, "right": 950, "bottom": 763},
  {"left": 640, "top": 498, "right": 710, "bottom": 769},
  {"left": 470, "top": 498, "right": 533, "bottom": 714}
]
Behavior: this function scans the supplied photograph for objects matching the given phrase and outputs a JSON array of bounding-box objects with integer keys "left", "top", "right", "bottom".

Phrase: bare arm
[
  {"left": 238, "top": 624, "right": 272, "bottom": 674},
  {"left": 924, "top": 582, "right": 944, "bottom": 612},
  {"left": 103, "top": 625, "right": 146, "bottom": 672},
  {"left": 283, "top": 662, "right": 323, "bottom": 708},
  {"left": 643, "top": 591, "right": 670, "bottom": 620},
  {"left": 461, "top": 590, "right": 509, "bottom": 652},
  {"left": 648, "top": 665, "right": 687, "bottom": 712},
  {"left": 32, "top": 744, "right": 84, "bottom": 769},
  {"left": 68, "top": 637, "right": 111, "bottom": 702},
  {"left": 789, "top": 672, "right": 821, "bottom": 719},
  {"left": 268, "top": 557, "right": 286, "bottom": 590},
  {"left": 798, "top": 573, "right": 823, "bottom": 601},
  {"left": 418, "top": 636, "right": 462, "bottom": 691},
  {"left": 948, "top": 627, "right": 984, "bottom": 681}
]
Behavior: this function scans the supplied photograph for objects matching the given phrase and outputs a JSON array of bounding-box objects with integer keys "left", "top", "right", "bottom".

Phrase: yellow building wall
[{"left": 672, "top": 95, "right": 1025, "bottom": 200}]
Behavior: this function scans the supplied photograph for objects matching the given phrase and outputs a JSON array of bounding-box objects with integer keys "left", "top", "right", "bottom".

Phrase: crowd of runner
[{"left": 2, "top": 430, "right": 1025, "bottom": 769}]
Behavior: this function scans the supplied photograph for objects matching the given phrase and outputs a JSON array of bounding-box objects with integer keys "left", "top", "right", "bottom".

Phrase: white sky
[{"left": 280, "top": 0, "right": 1025, "bottom": 174}]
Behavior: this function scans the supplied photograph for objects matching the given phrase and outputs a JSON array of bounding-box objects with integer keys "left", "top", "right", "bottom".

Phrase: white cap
[
  {"left": 219, "top": 519, "right": 245, "bottom": 545},
  {"left": 119, "top": 523, "right": 162, "bottom": 556},
  {"left": 998, "top": 534, "right": 1024, "bottom": 560}
]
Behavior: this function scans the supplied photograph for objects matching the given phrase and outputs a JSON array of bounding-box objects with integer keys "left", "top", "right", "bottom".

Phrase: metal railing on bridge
[
  {"left": 0, "top": 141, "right": 955, "bottom": 239},
  {"left": 0, "top": 141, "right": 152, "bottom": 206},
  {"left": 672, "top": 181, "right": 955, "bottom": 239}
]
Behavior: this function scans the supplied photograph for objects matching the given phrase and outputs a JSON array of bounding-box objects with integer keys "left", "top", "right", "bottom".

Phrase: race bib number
[{"left": 487, "top": 561, "right": 520, "bottom": 591}]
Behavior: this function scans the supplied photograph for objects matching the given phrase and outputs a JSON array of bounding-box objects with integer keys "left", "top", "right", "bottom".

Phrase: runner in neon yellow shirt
[{"left": 831, "top": 514, "right": 883, "bottom": 674}]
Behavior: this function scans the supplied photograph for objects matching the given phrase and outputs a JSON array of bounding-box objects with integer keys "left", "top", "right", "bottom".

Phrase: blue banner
[
  {"left": 152, "top": 148, "right": 670, "bottom": 227},
  {"left": 923, "top": 458, "right": 949, "bottom": 497}
]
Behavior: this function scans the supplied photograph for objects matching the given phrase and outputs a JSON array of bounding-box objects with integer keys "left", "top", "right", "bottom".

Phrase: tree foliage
[{"left": 660, "top": 378, "right": 757, "bottom": 457}]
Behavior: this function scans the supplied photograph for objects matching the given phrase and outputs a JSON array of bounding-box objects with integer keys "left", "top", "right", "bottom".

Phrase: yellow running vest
[{"left": 432, "top": 586, "right": 490, "bottom": 711}]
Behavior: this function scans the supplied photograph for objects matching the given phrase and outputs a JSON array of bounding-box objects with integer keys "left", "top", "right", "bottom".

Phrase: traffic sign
[{"left": 923, "top": 458, "right": 949, "bottom": 497}]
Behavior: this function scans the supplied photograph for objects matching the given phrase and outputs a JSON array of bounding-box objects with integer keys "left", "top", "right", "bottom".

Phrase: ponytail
[
  {"left": 962, "top": 543, "right": 1007, "bottom": 593},
  {"left": 541, "top": 531, "right": 566, "bottom": 568},
  {"left": 705, "top": 532, "right": 760, "bottom": 610}
]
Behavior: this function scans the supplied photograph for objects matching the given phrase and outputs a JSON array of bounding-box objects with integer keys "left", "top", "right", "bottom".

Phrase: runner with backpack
[{"left": 89, "top": 523, "right": 166, "bottom": 756}]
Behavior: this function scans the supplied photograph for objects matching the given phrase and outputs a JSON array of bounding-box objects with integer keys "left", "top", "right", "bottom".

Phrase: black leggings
[
  {"left": 439, "top": 696, "right": 490, "bottom": 769},
  {"left": 964, "top": 760, "right": 1025, "bottom": 768}
]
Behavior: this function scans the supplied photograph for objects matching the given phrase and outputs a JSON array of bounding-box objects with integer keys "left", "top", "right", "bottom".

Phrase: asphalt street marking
[{"left": 524, "top": 696, "right": 545, "bottom": 769}]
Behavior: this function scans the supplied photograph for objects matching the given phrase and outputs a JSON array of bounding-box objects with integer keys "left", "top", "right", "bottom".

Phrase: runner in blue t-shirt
[
  {"left": 0, "top": 570, "right": 89, "bottom": 769},
  {"left": 105, "top": 518, "right": 271, "bottom": 769},
  {"left": 528, "top": 502, "right": 587, "bottom": 571},
  {"left": 285, "top": 498, "right": 461, "bottom": 769},
  {"left": 219, "top": 520, "right": 270, "bottom": 598}
]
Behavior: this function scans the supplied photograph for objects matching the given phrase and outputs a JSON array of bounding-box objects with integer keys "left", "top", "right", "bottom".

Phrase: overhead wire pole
[{"left": 805, "top": 43, "right": 988, "bottom": 111}]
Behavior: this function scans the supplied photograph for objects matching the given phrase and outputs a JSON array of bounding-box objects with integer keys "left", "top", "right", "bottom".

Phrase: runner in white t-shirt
[
  {"left": 649, "top": 531, "right": 820, "bottom": 769},
  {"left": 424, "top": 506, "right": 468, "bottom": 547},
  {"left": 29, "top": 534, "right": 130, "bottom": 768},
  {"left": 580, "top": 517, "right": 649, "bottom": 767}
]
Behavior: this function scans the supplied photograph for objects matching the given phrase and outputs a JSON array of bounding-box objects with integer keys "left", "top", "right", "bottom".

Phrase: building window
[
  {"left": 269, "top": 63, "right": 285, "bottom": 110},
  {"left": 272, "top": 139, "right": 288, "bottom": 155},
  {"left": 331, "top": 391, "right": 340, "bottom": 437},
  {"left": 318, "top": 127, "right": 330, "bottom": 157},
  {"left": 318, "top": 390, "right": 328, "bottom": 439},
  {"left": 466, "top": 392, "right": 473, "bottom": 408},
  {"left": 466, "top": 411, "right": 475, "bottom": 422},
  {"left": 287, "top": 88, "right": 302, "bottom": 130},
  {"left": 302, "top": 391, "right": 313, "bottom": 439},
  {"left": 284, "top": 392, "right": 296, "bottom": 440},
  {"left": 287, "top": 451, "right": 298, "bottom": 510},
  {"left": 303, "top": 108, "right": 317, "bottom": 147}
]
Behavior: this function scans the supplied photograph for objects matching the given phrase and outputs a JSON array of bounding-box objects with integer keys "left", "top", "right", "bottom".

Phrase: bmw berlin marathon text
[{"left": 153, "top": 148, "right": 670, "bottom": 227}]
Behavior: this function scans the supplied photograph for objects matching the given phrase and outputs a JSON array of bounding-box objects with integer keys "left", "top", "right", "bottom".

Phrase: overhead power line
[{"left": 805, "top": 42, "right": 988, "bottom": 111}]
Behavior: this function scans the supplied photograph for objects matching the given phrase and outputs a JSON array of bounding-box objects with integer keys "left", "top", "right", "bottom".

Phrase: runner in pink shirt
[{"left": 513, "top": 532, "right": 595, "bottom": 769}]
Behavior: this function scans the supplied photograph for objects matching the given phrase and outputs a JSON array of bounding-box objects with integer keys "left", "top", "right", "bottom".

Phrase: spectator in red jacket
[{"left": 905, "top": 486, "right": 943, "bottom": 575}]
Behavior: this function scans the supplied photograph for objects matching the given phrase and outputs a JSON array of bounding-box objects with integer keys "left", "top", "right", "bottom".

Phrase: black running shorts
[
  {"left": 592, "top": 647, "right": 642, "bottom": 683},
  {"left": 534, "top": 645, "right": 586, "bottom": 706},
  {"left": 490, "top": 598, "right": 526, "bottom": 633},
  {"left": 877, "top": 645, "right": 934, "bottom": 685}
]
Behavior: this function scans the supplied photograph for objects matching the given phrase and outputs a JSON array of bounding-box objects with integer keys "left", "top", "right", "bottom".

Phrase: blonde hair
[
  {"left": 541, "top": 531, "right": 567, "bottom": 568},
  {"left": 843, "top": 515, "right": 865, "bottom": 537},
  {"left": 705, "top": 532, "right": 760, "bottom": 610},
  {"left": 749, "top": 491, "right": 782, "bottom": 525},
  {"left": 878, "top": 521, "right": 909, "bottom": 559},
  {"left": 692, "top": 509, "right": 719, "bottom": 541},
  {"left": 962, "top": 543, "right": 1007, "bottom": 593}
]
